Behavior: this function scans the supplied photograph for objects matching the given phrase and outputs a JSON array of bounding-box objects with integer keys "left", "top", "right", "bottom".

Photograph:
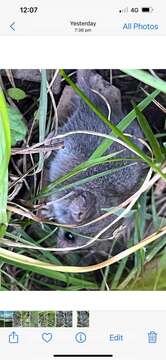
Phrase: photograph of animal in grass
[{"left": 0, "top": 69, "right": 166, "bottom": 290}]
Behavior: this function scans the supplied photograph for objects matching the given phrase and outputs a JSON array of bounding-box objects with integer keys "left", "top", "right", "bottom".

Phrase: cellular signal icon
[{"left": 119, "top": 7, "right": 128, "bottom": 13}]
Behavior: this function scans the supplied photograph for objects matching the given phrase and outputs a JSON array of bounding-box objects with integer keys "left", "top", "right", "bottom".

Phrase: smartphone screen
[{"left": 0, "top": 1, "right": 165, "bottom": 359}]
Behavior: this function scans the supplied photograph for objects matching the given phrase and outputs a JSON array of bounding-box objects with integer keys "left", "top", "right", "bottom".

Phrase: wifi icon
[{"left": 119, "top": 7, "right": 128, "bottom": 13}]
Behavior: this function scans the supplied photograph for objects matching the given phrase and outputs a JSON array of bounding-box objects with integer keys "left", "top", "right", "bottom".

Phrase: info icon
[{"left": 75, "top": 332, "right": 86, "bottom": 343}]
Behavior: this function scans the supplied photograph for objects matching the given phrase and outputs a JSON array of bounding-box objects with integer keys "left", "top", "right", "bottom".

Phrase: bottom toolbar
[{"left": 0, "top": 310, "right": 164, "bottom": 359}]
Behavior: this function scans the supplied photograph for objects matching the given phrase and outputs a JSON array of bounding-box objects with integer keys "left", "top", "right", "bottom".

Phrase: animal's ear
[
  {"left": 69, "top": 192, "right": 96, "bottom": 224},
  {"left": 77, "top": 70, "right": 123, "bottom": 117}
]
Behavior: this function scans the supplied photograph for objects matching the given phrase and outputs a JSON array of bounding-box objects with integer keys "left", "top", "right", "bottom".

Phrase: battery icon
[{"left": 141, "top": 7, "right": 154, "bottom": 12}]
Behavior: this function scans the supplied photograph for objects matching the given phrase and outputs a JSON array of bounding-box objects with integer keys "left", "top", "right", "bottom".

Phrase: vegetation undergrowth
[{"left": 0, "top": 69, "right": 166, "bottom": 290}]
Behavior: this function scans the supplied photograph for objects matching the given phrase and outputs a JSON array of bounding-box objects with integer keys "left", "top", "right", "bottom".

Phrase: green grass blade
[
  {"left": 134, "top": 103, "right": 164, "bottom": 164},
  {"left": 42, "top": 161, "right": 137, "bottom": 197},
  {"left": 60, "top": 70, "right": 149, "bottom": 162},
  {"left": 37, "top": 70, "right": 48, "bottom": 172},
  {"left": 91, "top": 89, "right": 160, "bottom": 159},
  {"left": 0, "top": 89, "right": 11, "bottom": 158},
  {"left": 0, "top": 88, "right": 11, "bottom": 180},
  {"left": 0, "top": 172, "right": 8, "bottom": 227},
  {"left": 111, "top": 257, "right": 128, "bottom": 289},
  {"left": 121, "top": 69, "right": 166, "bottom": 94},
  {"left": 39, "top": 151, "right": 124, "bottom": 197},
  {"left": 60, "top": 70, "right": 166, "bottom": 181},
  {"left": 0, "top": 88, "right": 11, "bottom": 226},
  {"left": 0, "top": 247, "right": 97, "bottom": 289}
]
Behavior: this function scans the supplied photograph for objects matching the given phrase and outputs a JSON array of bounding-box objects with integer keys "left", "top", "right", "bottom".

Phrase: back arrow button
[{"left": 10, "top": 22, "right": 15, "bottom": 31}]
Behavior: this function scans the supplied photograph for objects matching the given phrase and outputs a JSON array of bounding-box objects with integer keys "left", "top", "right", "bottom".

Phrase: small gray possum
[{"left": 46, "top": 70, "right": 146, "bottom": 257}]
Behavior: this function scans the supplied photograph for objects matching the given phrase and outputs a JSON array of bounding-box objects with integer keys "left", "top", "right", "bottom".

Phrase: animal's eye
[{"left": 64, "top": 232, "right": 75, "bottom": 242}]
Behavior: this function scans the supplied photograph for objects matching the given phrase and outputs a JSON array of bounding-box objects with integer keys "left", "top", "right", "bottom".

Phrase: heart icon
[{"left": 42, "top": 332, "right": 53, "bottom": 343}]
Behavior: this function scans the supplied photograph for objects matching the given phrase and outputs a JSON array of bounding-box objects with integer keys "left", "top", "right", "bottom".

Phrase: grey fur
[{"left": 46, "top": 70, "right": 146, "bottom": 255}]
